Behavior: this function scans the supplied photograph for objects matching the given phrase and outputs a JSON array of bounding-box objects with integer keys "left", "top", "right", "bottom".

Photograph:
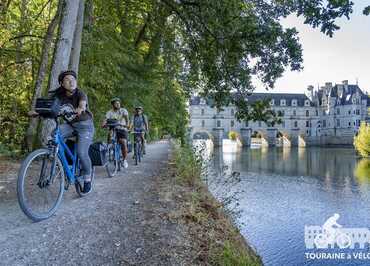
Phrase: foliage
[
  {"left": 354, "top": 159, "right": 370, "bottom": 183},
  {"left": 0, "top": 0, "right": 366, "bottom": 153},
  {"left": 173, "top": 141, "right": 202, "bottom": 186},
  {"left": 228, "top": 131, "right": 238, "bottom": 141},
  {"left": 354, "top": 123, "right": 370, "bottom": 157}
]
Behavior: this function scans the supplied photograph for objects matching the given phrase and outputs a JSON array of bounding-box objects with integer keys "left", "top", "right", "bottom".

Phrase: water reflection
[
  {"left": 355, "top": 159, "right": 370, "bottom": 185},
  {"left": 204, "top": 141, "right": 370, "bottom": 266}
]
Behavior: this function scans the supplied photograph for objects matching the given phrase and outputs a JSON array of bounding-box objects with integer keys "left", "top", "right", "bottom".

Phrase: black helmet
[
  {"left": 111, "top": 97, "right": 121, "bottom": 105},
  {"left": 58, "top": 70, "right": 77, "bottom": 84}
]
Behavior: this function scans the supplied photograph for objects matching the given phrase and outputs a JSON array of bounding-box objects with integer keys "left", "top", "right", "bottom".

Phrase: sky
[{"left": 254, "top": 0, "right": 370, "bottom": 94}]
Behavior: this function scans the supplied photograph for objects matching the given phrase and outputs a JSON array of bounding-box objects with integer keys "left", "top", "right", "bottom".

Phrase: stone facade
[{"left": 189, "top": 80, "right": 370, "bottom": 146}]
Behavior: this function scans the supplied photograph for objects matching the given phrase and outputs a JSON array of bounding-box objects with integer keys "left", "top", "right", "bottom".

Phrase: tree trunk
[
  {"left": 48, "top": 0, "right": 79, "bottom": 92},
  {"left": 15, "top": 0, "right": 27, "bottom": 63},
  {"left": 69, "top": 0, "right": 85, "bottom": 74},
  {"left": 25, "top": 4, "right": 61, "bottom": 151},
  {"left": 84, "top": 0, "right": 93, "bottom": 30}
]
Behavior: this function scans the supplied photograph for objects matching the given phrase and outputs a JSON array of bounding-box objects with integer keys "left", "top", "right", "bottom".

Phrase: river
[{"left": 200, "top": 140, "right": 370, "bottom": 266}]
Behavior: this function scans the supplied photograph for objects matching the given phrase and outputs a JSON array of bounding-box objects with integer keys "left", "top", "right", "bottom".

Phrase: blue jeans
[{"left": 60, "top": 120, "right": 95, "bottom": 180}]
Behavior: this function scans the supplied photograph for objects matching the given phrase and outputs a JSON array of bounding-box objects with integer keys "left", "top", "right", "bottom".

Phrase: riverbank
[
  {"left": 0, "top": 140, "right": 261, "bottom": 265},
  {"left": 169, "top": 141, "right": 262, "bottom": 265}
]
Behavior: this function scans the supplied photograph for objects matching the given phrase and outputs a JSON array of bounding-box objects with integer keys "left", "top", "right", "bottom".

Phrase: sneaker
[
  {"left": 83, "top": 181, "right": 92, "bottom": 194},
  {"left": 123, "top": 160, "right": 128, "bottom": 168}
]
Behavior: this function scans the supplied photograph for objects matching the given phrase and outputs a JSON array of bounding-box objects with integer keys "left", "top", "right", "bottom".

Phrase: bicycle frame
[
  {"left": 52, "top": 125, "right": 79, "bottom": 184},
  {"left": 109, "top": 128, "right": 123, "bottom": 161}
]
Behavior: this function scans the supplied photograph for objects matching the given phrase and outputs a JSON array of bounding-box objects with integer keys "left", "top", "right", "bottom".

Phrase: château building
[{"left": 189, "top": 80, "right": 370, "bottom": 146}]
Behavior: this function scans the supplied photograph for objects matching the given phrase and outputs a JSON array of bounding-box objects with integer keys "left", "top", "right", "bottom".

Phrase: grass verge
[{"left": 169, "top": 141, "right": 262, "bottom": 266}]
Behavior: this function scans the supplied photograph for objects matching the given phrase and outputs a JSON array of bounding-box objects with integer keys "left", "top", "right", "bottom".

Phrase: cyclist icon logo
[{"left": 305, "top": 213, "right": 370, "bottom": 249}]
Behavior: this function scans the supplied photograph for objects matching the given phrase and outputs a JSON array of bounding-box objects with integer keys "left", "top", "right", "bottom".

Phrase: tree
[
  {"left": 69, "top": 0, "right": 84, "bottom": 74},
  {"left": 354, "top": 123, "right": 370, "bottom": 157},
  {"left": 48, "top": 0, "right": 79, "bottom": 92},
  {"left": 25, "top": 1, "right": 62, "bottom": 151}
]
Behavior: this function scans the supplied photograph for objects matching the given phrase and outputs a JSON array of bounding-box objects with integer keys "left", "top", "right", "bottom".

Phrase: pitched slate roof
[
  {"left": 190, "top": 93, "right": 313, "bottom": 107},
  {"left": 318, "top": 84, "right": 369, "bottom": 106}
]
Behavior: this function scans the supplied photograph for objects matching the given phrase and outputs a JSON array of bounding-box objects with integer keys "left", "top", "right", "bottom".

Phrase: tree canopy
[{"left": 0, "top": 0, "right": 367, "bottom": 153}]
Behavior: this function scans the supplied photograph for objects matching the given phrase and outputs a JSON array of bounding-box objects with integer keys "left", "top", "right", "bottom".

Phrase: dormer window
[
  {"left": 292, "top": 99, "right": 297, "bottom": 106},
  {"left": 200, "top": 98, "right": 206, "bottom": 105},
  {"left": 305, "top": 100, "right": 310, "bottom": 106},
  {"left": 280, "top": 99, "right": 286, "bottom": 106},
  {"left": 270, "top": 99, "right": 275, "bottom": 106}
]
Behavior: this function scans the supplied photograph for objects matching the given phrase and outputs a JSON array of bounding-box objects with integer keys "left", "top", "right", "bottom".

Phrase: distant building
[{"left": 189, "top": 80, "right": 370, "bottom": 146}]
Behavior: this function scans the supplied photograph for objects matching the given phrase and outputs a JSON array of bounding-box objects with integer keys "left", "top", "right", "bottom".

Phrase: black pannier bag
[
  {"left": 35, "top": 98, "right": 61, "bottom": 118},
  {"left": 89, "top": 142, "right": 108, "bottom": 166}
]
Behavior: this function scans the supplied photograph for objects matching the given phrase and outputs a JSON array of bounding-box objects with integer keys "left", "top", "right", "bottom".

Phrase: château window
[
  {"left": 202, "top": 120, "right": 205, "bottom": 127},
  {"left": 315, "top": 110, "right": 318, "bottom": 116},
  {"left": 292, "top": 99, "right": 297, "bottom": 106},
  {"left": 306, "top": 121, "right": 310, "bottom": 127},
  {"left": 231, "top": 109, "right": 234, "bottom": 116},
  {"left": 336, "top": 119, "right": 340, "bottom": 127},
  {"left": 231, "top": 120, "right": 235, "bottom": 127},
  {"left": 280, "top": 99, "right": 286, "bottom": 106},
  {"left": 293, "top": 110, "right": 297, "bottom": 116},
  {"left": 201, "top": 109, "right": 205, "bottom": 115},
  {"left": 294, "top": 121, "right": 298, "bottom": 128},
  {"left": 336, "top": 109, "right": 340, "bottom": 115},
  {"left": 217, "top": 120, "right": 221, "bottom": 127},
  {"left": 270, "top": 99, "right": 275, "bottom": 106},
  {"left": 305, "top": 100, "right": 310, "bottom": 106},
  {"left": 245, "top": 121, "right": 249, "bottom": 127},
  {"left": 323, "top": 120, "right": 326, "bottom": 128},
  {"left": 306, "top": 110, "right": 309, "bottom": 117}
]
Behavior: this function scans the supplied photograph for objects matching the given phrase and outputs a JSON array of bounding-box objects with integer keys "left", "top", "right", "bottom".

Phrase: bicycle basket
[
  {"left": 89, "top": 142, "right": 108, "bottom": 166},
  {"left": 35, "top": 98, "right": 60, "bottom": 118}
]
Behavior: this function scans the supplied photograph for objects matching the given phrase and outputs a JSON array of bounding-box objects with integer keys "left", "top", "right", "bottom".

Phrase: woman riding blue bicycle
[{"left": 29, "top": 70, "right": 95, "bottom": 194}]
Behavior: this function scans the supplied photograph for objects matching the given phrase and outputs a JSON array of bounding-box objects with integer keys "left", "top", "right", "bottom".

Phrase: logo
[{"left": 305, "top": 213, "right": 370, "bottom": 249}]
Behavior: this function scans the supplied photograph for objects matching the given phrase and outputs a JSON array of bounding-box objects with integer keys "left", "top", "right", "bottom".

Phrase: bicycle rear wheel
[
  {"left": 17, "top": 149, "right": 64, "bottom": 222},
  {"left": 105, "top": 143, "right": 118, "bottom": 177}
]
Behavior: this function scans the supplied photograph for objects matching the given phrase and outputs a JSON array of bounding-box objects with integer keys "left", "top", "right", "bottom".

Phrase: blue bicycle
[
  {"left": 131, "top": 130, "right": 145, "bottom": 165},
  {"left": 104, "top": 119, "right": 125, "bottom": 177},
  {"left": 17, "top": 102, "right": 95, "bottom": 222}
]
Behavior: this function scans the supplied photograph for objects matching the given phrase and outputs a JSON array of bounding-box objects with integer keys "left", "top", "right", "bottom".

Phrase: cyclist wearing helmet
[
  {"left": 30, "top": 70, "right": 95, "bottom": 194},
  {"left": 102, "top": 98, "right": 129, "bottom": 168},
  {"left": 130, "top": 106, "right": 148, "bottom": 155}
]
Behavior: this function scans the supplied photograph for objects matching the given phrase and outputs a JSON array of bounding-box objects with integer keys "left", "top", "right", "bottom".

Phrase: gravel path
[{"left": 0, "top": 140, "right": 192, "bottom": 266}]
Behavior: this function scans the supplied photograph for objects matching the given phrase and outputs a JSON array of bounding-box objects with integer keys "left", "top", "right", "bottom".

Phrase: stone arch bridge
[{"left": 189, "top": 126, "right": 306, "bottom": 147}]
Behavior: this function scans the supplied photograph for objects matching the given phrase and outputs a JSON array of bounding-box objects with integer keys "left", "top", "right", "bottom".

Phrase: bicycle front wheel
[
  {"left": 105, "top": 143, "right": 118, "bottom": 177},
  {"left": 17, "top": 149, "right": 65, "bottom": 222}
]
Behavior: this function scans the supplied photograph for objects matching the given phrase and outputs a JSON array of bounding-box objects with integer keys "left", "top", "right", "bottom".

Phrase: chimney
[
  {"left": 337, "top": 84, "right": 344, "bottom": 98},
  {"left": 325, "top": 82, "right": 333, "bottom": 89},
  {"left": 307, "top": 85, "right": 314, "bottom": 100},
  {"left": 321, "top": 86, "right": 329, "bottom": 95},
  {"left": 342, "top": 80, "right": 349, "bottom": 92}
]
